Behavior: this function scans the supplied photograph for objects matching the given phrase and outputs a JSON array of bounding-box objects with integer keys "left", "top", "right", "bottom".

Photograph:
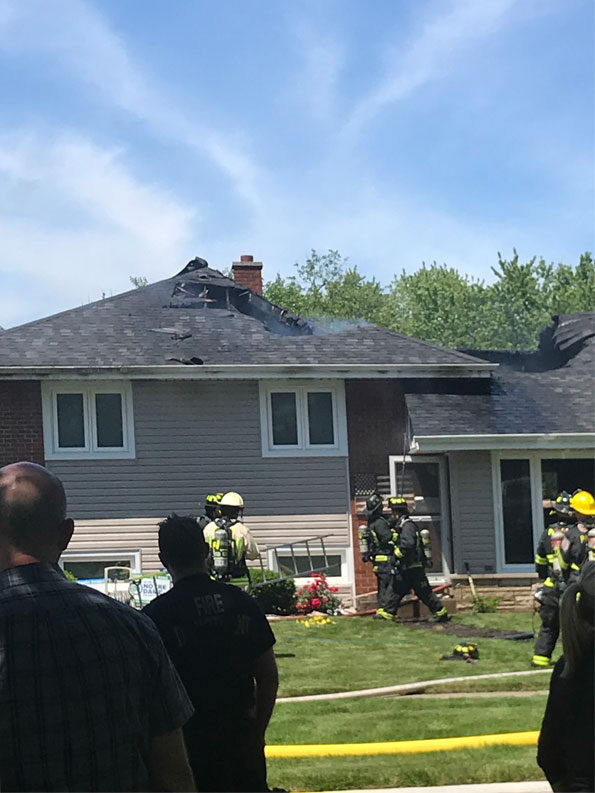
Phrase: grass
[
  {"left": 266, "top": 612, "right": 550, "bottom": 790},
  {"left": 272, "top": 613, "right": 548, "bottom": 697},
  {"left": 268, "top": 694, "right": 546, "bottom": 744},
  {"left": 267, "top": 746, "right": 546, "bottom": 791}
]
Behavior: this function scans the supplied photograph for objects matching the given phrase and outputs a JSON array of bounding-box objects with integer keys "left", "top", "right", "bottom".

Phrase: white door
[{"left": 389, "top": 455, "right": 451, "bottom": 581}]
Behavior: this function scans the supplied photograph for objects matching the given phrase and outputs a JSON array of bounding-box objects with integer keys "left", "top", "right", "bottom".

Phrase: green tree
[
  {"left": 264, "top": 249, "right": 594, "bottom": 350},
  {"left": 265, "top": 250, "right": 386, "bottom": 323},
  {"left": 383, "top": 264, "right": 494, "bottom": 349},
  {"left": 129, "top": 275, "right": 149, "bottom": 288}
]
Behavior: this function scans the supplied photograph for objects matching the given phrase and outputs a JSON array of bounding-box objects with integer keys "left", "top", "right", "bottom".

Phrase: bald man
[{"left": 0, "top": 462, "right": 196, "bottom": 792}]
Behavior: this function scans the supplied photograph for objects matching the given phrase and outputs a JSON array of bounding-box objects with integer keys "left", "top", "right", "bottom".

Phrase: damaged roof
[
  {"left": 405, "top": 312, "right": 595, "bottom": 441},
  {"left": 0, "top": 258, "right": 490, "bottom": 374}
]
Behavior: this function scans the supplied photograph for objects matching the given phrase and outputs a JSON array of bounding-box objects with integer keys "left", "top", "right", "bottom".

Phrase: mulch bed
[{"left": 402, "top": 620, "right": 534, "bottom": 640}]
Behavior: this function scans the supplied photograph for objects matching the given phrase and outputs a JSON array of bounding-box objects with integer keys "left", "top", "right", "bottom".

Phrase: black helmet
[
  {"left": 552, "top": 491, "right": 573, "bottom": 516},
  {"left": 388, "top": 496, "right": 409, "bottom": 514},
  {"left": 364, "top": 493, "right": 383, "bottom": 517}
]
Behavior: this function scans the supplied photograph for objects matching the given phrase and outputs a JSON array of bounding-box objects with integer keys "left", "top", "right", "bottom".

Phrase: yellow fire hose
[{"left": 266, "top": 730, "right": 539, "bottom": 758}]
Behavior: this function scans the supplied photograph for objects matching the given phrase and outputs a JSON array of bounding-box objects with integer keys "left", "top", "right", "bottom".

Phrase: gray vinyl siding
[
  {"left": 448, "top": 451, "right": 497, "bottom": 574},
  {"left": 67, "top": 513, "right": 349, "bottom": 575},
  {"left": 48, "top": 379, "right": 350, "bottom": 539}
]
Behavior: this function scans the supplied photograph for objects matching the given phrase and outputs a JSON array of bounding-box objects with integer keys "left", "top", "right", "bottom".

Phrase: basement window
[
  {"left": 259, "top": 381, "right": 347, "bottom": 457},
  {"left": 42, "top": 382, "right": 135, "bottom": 460}
]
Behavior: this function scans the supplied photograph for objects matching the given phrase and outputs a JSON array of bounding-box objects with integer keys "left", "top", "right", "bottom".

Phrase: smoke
[{"left": 310, "top": 316, "right": 373, "bottom": 335}]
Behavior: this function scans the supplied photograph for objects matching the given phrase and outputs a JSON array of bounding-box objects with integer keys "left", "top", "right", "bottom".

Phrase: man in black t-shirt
[{"left": 143, "top": 514, "right": 278, "bottom": 792}]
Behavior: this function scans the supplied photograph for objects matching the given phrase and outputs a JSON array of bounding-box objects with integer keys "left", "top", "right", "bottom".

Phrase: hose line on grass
[
  {"left": 265, "top": 730, "right": 539, "bottom": 758},
  {"left": 276, "top": 668, "right": 551, "bottom": 703}
]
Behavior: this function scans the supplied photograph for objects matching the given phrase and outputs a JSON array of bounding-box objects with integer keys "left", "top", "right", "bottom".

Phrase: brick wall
[
  {"left": 0, "top": 382, "right": 45, "bottom": 467},
  {"left": 346, "top": 380, "right": 409, "bottom": 596}
]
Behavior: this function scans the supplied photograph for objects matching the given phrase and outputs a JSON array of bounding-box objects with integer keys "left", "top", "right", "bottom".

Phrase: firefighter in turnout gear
[
  {"left": 198, "top": 492, "right": 223, "bottom": 531},
  {"left": 566, "top": 490, "right": 595, "bottom": 584},
  {"left": 532, "top": 491, "right": 575, "bottom": 667},
  {"left": 203, "top": 492, "right": 260, "bottom": 581},
  {"left": 364, "top": 493, "right": 400, "bottom": 620},
  {"left": 388, "top": 497, "right": 449, "bottom": 623}
]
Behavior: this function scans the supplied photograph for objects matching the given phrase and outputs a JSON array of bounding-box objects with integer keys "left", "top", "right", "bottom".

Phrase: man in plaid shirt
[{"left": 0, "top": 462, "right": 196, "bottom": 792}]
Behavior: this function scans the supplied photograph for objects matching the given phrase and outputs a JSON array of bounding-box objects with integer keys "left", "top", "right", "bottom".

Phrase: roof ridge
[{"left": 367, "top": 325, "right": 487, "bottom": 363}]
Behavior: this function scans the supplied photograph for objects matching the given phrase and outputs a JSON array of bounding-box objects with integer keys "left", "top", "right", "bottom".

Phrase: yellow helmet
[
  {"left": 220, "top": 491, "right": 244, "bottom": 508},
  {"left": 570, "top": 490, "right": 595, "bottom": 516}
]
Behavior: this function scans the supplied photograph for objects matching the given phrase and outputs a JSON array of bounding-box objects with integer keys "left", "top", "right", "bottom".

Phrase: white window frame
[
  {"left": 492, "top": 449, "right": 595, "bottom": 573},
  {"left": 59, "top": 549, "right": 142, "bottom": 590},
  {"left": 267, "top": 546, "right": 350, "bottom": 586},
  {"left": 42, "top": 381, "right": 135, "bottom": 460},
  {"left": 259, "top": 380, "right": 347, "bottom": 457},
  {"left": 389, "top": 454, "right": 451, "bottom": 582}
]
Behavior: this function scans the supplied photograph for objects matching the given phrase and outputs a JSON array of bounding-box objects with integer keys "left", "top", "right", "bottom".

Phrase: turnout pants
[
  {"left": 394, "top": 566, "right": 443, "bottom": 614},
  {"left": 534, "top": 584, "right": 561, "bottom": 661},
  {"left": 375, "top": 561, "right": 400, "bottom": 614}
]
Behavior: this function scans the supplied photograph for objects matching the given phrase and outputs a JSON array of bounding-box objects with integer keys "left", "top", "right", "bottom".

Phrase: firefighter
[
  {"left": 198, "top": 492, "right": 223, "bottom": 530},
  {"left": 566, "top": 490, "right": 595, "bottom": 583},
  {"left": 532, "top": 491, "right": 574, "bottom": 667},
  {"left": 364, "top": 493, "right": 400, "bottom": 620},
  {"left": 389, "top": 497, "right": 449, "bottom": 623},
  {"left": 203, "top": 491, "right": 260, "bottom": 580}
]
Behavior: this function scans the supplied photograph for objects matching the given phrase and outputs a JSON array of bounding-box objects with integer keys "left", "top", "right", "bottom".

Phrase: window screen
[
  {"left": 95, "top": 393, "right": 124, "bottom": 447},
  {"left": 271, "top": 392, "right": 298, "bottom": 445},
  {"left": 501, "top": 459, "right": 533, "bottom": 564},
  {"left": 56, "top": 393, "right": 85, "bottom": 447},
  {"left": 307, "top": 392, "right": 334, "bottom": 445}
]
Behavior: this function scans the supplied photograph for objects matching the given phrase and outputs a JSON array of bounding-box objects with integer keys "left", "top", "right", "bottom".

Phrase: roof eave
[
  {"left": 0, "top": 363, "right": 496, "bottom": 381},
  {"left": 413, "top": 432, "right": 595, "bottom": 452}
]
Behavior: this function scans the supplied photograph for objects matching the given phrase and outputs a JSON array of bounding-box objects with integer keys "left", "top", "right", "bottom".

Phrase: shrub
[
  {"left": 249, "top": 569, "right": 297, "bottom": 615},
  {"left": 296, "top": 572, "right": 341, "bottom": 615},
  {"left": 471, "top": 594, "right": 500, "bottom": 613},
  {"left": 64, "top": 569, "right": 77, "bottom": 581}
]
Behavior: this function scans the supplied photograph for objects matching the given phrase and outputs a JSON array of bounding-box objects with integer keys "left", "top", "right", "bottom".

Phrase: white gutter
[
  {"left": 0, "top": 363, "right": 495, "bottom": 381},
  {"left": 413, "top": 433, "right": 595, "bottom": 451}
]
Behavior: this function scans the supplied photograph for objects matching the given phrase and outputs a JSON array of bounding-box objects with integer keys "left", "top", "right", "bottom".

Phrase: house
[{"left": 0, "top": 255, "right": 593, "bottom": 607}]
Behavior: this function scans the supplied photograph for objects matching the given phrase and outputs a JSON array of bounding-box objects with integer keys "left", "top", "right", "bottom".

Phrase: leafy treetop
[{"left": 263, "top": 249, "right": 594, "bottom": 350}]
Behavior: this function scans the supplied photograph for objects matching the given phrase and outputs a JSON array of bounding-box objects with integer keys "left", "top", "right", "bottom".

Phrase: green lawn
[
  {"left": 267, "top": 746, "right": 546, "bottom": 791},
  {"left": 268, "top": 694, "right": 546, "bottom": 744},
  {"left": 266, "top": 613, "right": 550, "bottom": 790},
  {"left": 272, "top": 614, "right": 549, "bottom": 697}
]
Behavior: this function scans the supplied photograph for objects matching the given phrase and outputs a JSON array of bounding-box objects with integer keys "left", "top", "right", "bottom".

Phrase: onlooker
[
  {"left": 0, "top": 462, "right": 195, "bottom": 792},
  {"left": 143, "top": 514, "right": 278, "bottom": 792},
  {"left": 537, "top": 561, "right": 594, "bottom": 792}
]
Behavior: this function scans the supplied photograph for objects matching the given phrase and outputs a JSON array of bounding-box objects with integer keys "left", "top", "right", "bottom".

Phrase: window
[
  {"left": 59, "top": 550, "right": 141, "bottom": 592},
  {"left": 493, "top": 451, "right": 595, "bottom": 571},
  {"left": 500, "top": 459, "right": 533, "bottom": 565},
  {"left": 42, "top": 382, "right": 135, "bottom": 459},
  {"left": 259, "top": 381, "right": 347, "bottom": 456},
  {"left": 267, "top": 548, "right": 349, "bottom": 584}
]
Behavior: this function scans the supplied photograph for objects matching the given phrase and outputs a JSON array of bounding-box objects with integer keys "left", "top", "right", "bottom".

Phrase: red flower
[
  {"left": 330, "top": 586, "right": 338, "bottom": 592},
  {"left": 311, "top": 597, "right": 321, "bottom": 607}
]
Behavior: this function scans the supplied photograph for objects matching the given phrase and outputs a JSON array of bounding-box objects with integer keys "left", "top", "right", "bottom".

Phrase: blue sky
[{"left": 0, "top": 0, "right": 593, "bottom": 328}]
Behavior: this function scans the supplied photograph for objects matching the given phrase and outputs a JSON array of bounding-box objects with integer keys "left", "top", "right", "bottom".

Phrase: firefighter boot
[
  {"left": 428, "top": 607, "right": 450, "bottom": 624},
  {"left": 531, "top": 654, "right": 555, "bottom": 668}
]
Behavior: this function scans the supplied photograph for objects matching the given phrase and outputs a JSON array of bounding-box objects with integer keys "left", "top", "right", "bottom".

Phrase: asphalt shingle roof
[
  {"left": 405, "top": 313, "right": 595, "bottom": 436},
  {"left": 0, "top": 264, "right": 485, "bottom": 369}
]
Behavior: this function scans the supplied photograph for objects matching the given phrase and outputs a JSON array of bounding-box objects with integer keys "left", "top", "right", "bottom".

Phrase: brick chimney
[{"left": 231, "top": 255, "right": 263, "bottom": 295}]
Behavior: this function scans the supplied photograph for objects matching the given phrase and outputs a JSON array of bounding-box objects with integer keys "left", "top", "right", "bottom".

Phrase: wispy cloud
[
  {"left": 0, "top": 130, "right": 197, "bottom": 326},
  {"left": 289, "top": 17, "right": 345, "bottom": 122},
  {"left": 0, "top": 0, "right": 267, "bottom": 215},
  {"left": 343, "top": 0, "right": 520, "bottom": 140}
]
